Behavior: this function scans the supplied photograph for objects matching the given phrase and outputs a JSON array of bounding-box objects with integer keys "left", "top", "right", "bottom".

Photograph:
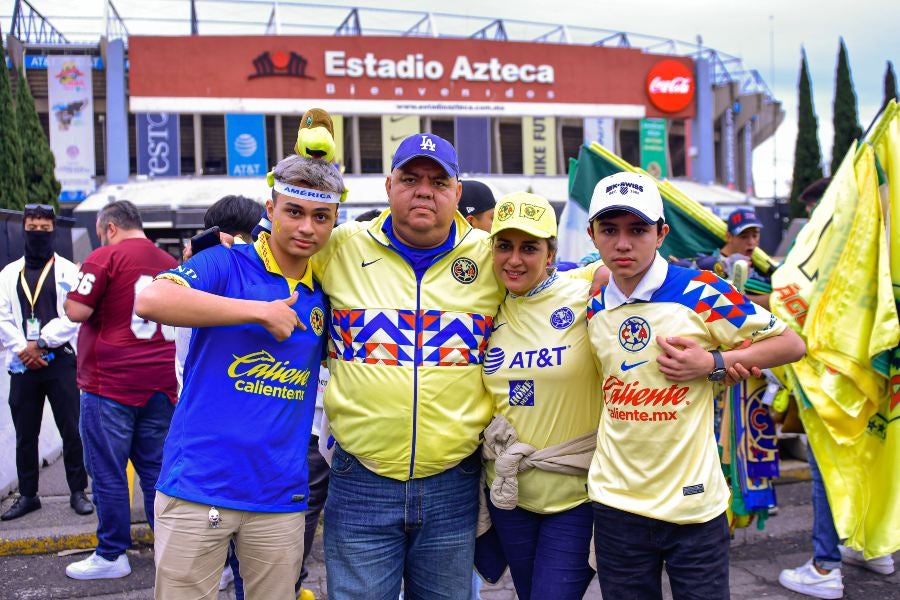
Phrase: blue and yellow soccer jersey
[
  {"left": 587, "top": 254, "right": 785, "bottom": 524},
  {"left": 483, "top": 275, "right": 601, "bottom": 514},
  {"left": 154, "top": 233, "right": 327, "bottom": 512}
]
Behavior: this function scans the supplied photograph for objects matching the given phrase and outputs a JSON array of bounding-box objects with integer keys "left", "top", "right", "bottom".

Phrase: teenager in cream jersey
[
  {"left": 481, "top": 192, "right": 600, "bottom": 599},
  {"left": 584, "top": 171, "right": 806, "bottom": 599}
]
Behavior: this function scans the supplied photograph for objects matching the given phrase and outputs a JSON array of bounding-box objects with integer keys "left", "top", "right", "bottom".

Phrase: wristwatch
[
  {"left": 707, "top": 350, "right": 727, "bottom": 382},
  {"left": 36, "top": 338, "right": 49, "bottom": 350}
]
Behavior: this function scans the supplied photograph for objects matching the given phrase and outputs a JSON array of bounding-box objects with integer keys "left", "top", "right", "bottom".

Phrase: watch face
[{"left": 708, "top": 368, "right": 727, "bottom": 382}]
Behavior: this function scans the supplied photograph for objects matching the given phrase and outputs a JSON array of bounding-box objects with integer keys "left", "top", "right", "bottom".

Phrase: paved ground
[{"left": 1, "top": 454, "right": 898, "bottom": 599}]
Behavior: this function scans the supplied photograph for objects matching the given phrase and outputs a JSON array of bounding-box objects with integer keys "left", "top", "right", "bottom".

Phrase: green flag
[{"left": 569, "top": 142, "right": 779, "bottom": 275}]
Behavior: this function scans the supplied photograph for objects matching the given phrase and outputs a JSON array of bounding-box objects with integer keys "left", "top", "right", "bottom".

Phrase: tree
[
  {"left": 884, "top": 61, "right": 898, "bottom": 111},
  {"left": 830, "top": 38, "right": 863, "bottom": 175},
  {"left": 0, "top": 44, "right": 26, "bottom": 211},
  {"left": 16, "top": 68, "right": 61, "bottom": 211},
  {"left": 789, "top": 49, "right": 824, "bottom": 219}
]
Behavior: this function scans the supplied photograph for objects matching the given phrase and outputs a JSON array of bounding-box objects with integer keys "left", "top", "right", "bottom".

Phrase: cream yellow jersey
[
  {"left": 483, "top": 275, "right": 601, "bottom": 513},
  {"left": 587, "top": 254, "right": 785, "bottom": 524}
]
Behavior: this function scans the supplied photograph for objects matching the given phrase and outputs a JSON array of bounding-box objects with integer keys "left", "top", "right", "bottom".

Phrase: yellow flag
[{"left": 776, "top": 102, "right": 900, "bottom": 558}]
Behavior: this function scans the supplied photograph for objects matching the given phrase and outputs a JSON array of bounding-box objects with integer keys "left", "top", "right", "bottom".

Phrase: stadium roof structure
[{"left": 3, "top": 0, "right": 777, "bottom": 104}]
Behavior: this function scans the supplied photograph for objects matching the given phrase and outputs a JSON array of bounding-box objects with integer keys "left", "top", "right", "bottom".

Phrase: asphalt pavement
[{"left": 1, "top": 454, "right": 898, "bottom": 599}]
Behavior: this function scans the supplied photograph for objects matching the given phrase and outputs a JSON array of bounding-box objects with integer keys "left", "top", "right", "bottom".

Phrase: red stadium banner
[{"left": 128, "top": 36, "right": 695, "bottom": 119}]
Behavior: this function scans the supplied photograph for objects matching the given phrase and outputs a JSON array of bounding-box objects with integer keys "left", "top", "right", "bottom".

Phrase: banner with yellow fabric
[{"left": 771, "top": 100, "right": 900, "bottom": 558}]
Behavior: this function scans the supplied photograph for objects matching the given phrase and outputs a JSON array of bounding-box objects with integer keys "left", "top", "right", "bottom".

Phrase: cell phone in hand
[{"left": 190, "top": 226, "right": 221, "bottom": 254}]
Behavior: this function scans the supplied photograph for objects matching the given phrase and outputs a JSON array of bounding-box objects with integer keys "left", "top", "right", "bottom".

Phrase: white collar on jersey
[{"left": 604, "top": 252, "right": 668, "bottom": 310}]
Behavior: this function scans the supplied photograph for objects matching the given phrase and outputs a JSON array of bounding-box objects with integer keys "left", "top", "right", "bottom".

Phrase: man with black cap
[
  {"left": 0, "top": 203, "right": 92, "bottom": 521},
  {"left": 459, "top": 179, "right": 496, "bottom": 233}
]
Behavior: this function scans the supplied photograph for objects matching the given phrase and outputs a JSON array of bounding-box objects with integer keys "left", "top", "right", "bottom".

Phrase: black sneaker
[
  {"left": 1, "top": 495, "right": 41, "bottom": 521},
  {"left": 70, "top": 491, "right": 94, "bottom": 515}
]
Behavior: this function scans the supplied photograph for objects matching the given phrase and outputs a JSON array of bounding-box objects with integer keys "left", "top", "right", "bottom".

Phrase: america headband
[{"left": 273, "top": 180, "right": 342, "bottom": 204}]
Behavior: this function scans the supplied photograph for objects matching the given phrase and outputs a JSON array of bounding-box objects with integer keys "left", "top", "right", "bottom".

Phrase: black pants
[
  {"left": 593, "top": 502, "right": 730, "bottom": 600},
  {"left": 297, "top": 434, "right": 330, "bottom": 587},
  {"left": 8, "top": 349, "right": 87, "bottom": 496}
]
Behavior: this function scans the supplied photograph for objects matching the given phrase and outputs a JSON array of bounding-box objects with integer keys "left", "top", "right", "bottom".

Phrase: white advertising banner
[
  {"left": 47, "top": 56, "right": 95, "bottom": 201},
  {"left": 584, "top": 117, "right": 616, "bottom": 153}
]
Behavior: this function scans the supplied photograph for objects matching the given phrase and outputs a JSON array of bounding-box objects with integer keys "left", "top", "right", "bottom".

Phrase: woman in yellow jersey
[{"left": 481, "top": 192, "right": 601, "bottom": 600}]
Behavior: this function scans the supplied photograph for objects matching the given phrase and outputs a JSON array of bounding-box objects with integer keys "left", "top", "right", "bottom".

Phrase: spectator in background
[
  {"left": 0, "top": 203, "right": 92, "bottom": 521},
  {"left": 460, "top": 180, "right": 496, "bottom": 232},
  {"left": 64, "top": 200, "right": 178, "bottom": 580}
]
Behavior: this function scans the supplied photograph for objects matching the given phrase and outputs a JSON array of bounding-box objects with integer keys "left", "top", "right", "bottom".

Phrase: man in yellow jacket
[{"left": 312, "top": 133, "right": 502, "bottom": 599}]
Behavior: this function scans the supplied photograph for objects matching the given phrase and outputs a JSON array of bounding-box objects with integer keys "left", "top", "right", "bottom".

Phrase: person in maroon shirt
[{"left": 63, "top": 200, "right": 178, "bottom": 581}]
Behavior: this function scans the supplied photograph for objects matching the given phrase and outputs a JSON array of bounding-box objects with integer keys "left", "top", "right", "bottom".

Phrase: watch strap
[{"left": 710, "top": 349, "right": 724, "bottom": 371}]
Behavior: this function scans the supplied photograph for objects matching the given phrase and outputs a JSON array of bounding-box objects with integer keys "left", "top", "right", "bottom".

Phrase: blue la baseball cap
[
  {"left": 390, "top": 133, "right": 459, "bottom": 178},
  {"left": 727, "top": 208, "right": 763, "bottom": 235}
]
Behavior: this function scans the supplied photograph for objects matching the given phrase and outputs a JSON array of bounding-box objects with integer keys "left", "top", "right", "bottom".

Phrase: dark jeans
[
  {"left": 808, "top": 444, "right": 842, "bottom": 570},
  {"left": 487, "top": 498, "right": 594, "bottom": 600},
  {"left": 593, "top": 503, "right": 730, "bottom": 600},
  {"left": 324, "top": 443, "right": 481, "bottom": 600},
  {"left": 9, "top": 350, "right": 86, "bottom": 496},
  {"left": 80, "top": 391, "right": 174, "bottom": 560}
]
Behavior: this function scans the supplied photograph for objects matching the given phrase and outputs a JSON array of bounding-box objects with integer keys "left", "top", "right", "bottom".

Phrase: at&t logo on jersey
[
  {"left": 550, "top": 307, "right": 575, "bottom": 330},
  {"left": 619, "top": 316, "right": 650, "bottom": 352},
  {"left": 484, "top": 346, "right": 567, "bottom": 373},
  {"left": 483, "top": 347, "right": 505, "bottom": 374}
]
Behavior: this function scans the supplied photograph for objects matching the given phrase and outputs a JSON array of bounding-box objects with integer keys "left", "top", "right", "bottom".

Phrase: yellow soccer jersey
[
  {"left": 587, "top": 254, "right": 785, "bottom": 524},
  {"left": 483, "top": 275, "right": 601, "bottom": 514}
]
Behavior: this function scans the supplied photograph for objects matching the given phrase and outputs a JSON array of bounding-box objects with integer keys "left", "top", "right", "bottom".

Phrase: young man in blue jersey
[
  {"left": 135, "top": 154, "right": 343, "bottom": 600},
  {"left": 584, "top": 171, "right": 806, "bottom": 599}
]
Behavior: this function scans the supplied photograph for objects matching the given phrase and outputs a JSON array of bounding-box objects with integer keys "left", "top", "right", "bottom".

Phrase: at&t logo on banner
[{"left": 225, "top": 114, "right": 267, "bottom": 176}]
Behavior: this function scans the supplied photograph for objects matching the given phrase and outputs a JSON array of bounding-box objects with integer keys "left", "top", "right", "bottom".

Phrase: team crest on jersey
[
  {"left": 550, "top": 307, "right": 575, "bottom": 330},
  {"left": 310, "top": 307, "right": 325, "bottom": 336},
  {"left": 452, "top": 257, "right": 478, "bottom": 284},
  {"left": 618, "top": 316, "right": 651, "bottom": 352},
  {"left": 496, "top": 201, "right": 514, "bottom": 221}
]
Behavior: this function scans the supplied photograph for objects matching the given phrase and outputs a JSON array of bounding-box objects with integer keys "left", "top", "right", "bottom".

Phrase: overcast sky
[{"left": 2, "top": 0, "right": 897, "bottom": 197}]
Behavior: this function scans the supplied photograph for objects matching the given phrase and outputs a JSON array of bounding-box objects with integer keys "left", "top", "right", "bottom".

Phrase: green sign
[{"left": 639, "top": 118, "right": 668, "bottom": 179}]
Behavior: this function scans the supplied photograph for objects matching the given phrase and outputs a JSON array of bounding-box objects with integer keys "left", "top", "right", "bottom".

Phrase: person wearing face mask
[{"left": 0, "top": 203, "right": 92, "bottom": 521}]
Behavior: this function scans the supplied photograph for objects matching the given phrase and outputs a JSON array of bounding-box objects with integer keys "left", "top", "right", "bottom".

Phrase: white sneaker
[
  {"left": 219, "top": 564, "right": 235, "bottom": 590},
  {"left": 839, "top": 545, "right": 896, "bottom": 575},
  {"left": 65, "top": 552, "right": 132, "bottom": 580},
  {"left": 778, "top": 560, "right": 843, "bottom": 599}
]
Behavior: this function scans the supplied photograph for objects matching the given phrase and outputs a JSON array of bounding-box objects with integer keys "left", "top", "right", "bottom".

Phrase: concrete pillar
[
  {"left": 104, "top": 39, "right": 129, "bottom": 183},
  {"left": 691, "top": 58, "right": 715, "bottom": 184},
  {"left": 193, "top": 114, "right": 203, "bottom": 175}
]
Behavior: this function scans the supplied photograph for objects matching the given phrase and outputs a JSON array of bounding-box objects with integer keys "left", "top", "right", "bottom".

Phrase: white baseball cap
[{"left": 588, "top": 171, "right": 665, "bottom": 224}]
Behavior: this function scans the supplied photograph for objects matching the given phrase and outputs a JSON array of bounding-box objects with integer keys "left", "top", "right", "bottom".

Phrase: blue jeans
[
  {"left": 593, "top": 503, "right": 730, "bottom": 600},
  {"left": 80, "top": 391, "right": 174, "bottom": 560},
  {"left": 808, "top": 445, "right": 841, "bottom": 570},
  {"left": 324, "top": 443, "right": 480, "bottom": 600},
  {"left": 487, "top": 498, "right": 594, "bottom": 600}
]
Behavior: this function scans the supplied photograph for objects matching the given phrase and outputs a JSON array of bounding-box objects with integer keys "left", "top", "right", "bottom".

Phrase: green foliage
[
  {"left": 830, "top": 39, "right": 863, "bottom": 175},
  {"left": 789, "top": 49, "right": 824, "bottom": 219},
  {"left": 883, "top": 61, "right": 898, "bottom": 111},
  {"left": 0, "top": 45, "right": 26, "bottom": 211},
  {"left": 16, "top": 68, "right": 61, "bottom": 211}
]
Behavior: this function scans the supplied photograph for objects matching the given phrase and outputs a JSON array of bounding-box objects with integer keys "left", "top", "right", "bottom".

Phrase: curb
[{"left": 0, "top": 523, "right": 153, "bottom": 557}]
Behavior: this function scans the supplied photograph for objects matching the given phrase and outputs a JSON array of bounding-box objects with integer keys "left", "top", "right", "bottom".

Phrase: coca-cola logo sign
[{"left": 646, "top": 59, "right": 695, "bottom": 113}]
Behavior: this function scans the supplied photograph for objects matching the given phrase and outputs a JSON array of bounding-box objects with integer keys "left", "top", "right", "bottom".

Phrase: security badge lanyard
[{"left": 20, "top": 257, "right": 55, "bottom": 341}]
